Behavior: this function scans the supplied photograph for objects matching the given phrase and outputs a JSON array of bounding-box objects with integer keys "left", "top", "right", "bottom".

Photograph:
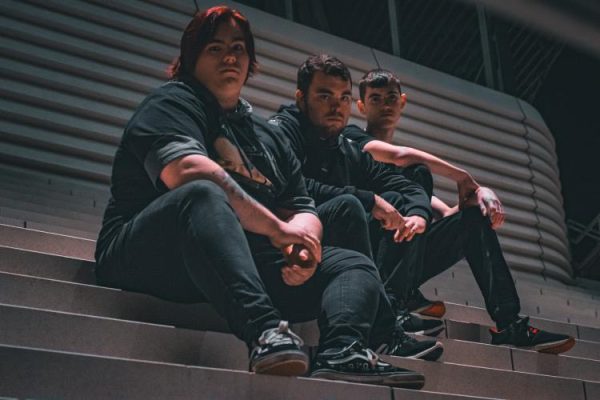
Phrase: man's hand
[
  {"left": 394, "top": 215, "right": 427, "bottom": 242},
  {"left": 372, "top": 194, "right": 406, "bottom": 231},
  {"left": 268, "top": 221, "right": 322, "bottom": 264},
  {"left": 464, "top": 187, "right": 505, "bottom": 229},
  {"left": 457, "top": 172, "right": 480, "bottom": 209},
  {"left": 281, "top": 244, "right": 318, "bottom": 286}
]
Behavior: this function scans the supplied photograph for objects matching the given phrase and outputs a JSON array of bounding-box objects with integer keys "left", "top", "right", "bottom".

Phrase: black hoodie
[{"left": 269, "top": 104, "right": 432, "bottom": 223}]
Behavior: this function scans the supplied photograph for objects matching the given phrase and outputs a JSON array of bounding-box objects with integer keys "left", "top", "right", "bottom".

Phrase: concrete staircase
[{"left": 1, "top": 163, "right": 600, "bottom": 400}]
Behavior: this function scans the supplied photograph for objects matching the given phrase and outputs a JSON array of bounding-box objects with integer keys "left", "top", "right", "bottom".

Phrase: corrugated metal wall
[{"left": 0, "top": 0, "right": 571, "bottom": 281}]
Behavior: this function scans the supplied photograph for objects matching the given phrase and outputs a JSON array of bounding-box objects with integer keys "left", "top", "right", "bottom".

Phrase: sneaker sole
[
  {"left": 403, "top": 341, "right": 444, "bottom": 361},
  {"left": 311, "top": 369, "right": 425, "bottom": 389},
  {"left": 413, "top": 302, "right": 446, "bottom": 318},
  {"left": 251, "top": 350, "right": 309, "bottom": 376},
  {"left": 536, "top": 337, "right": 576, "bottom": 354}
]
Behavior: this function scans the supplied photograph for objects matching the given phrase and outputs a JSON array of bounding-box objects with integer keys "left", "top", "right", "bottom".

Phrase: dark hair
[
  {"left": 358, "top": 69, "right": 402, "bottom": 101},
  {"left": 167, "top": 5, "right": 257, "bottom": 80},
  {"left": 296, "top": 54, "right": 352, "bottom": 94}
]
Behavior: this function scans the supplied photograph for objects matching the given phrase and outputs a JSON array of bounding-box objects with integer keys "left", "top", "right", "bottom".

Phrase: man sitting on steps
[{"left": 342, "top": 68, "right": 575, "bottom": 353}]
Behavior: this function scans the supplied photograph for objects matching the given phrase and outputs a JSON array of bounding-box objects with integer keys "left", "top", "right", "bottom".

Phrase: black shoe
[
  {"left": 249, "top": 320, "right": 308, "bottom": 375},
  {"left": 405, "top": 289, "right": 446, "bottom": 318},
  {"left": 311, "top": 341, "right": 425, "bottom": 389},
  {"left": 378, "top": 329, "right": 444, "bottom": 361},
  {"left": 490, "top": 317, "right": 575, "bottom": 354},
  {"left": 397, "top": 311, "right": 445, "bottom": 336}
]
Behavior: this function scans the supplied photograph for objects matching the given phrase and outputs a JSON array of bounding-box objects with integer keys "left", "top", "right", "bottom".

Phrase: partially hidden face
[
  {"left": 360, "top": 84, "right": 405, "bottom": 127},
  {"left": 193, "top": 19, "right": 250, "bottom": 98},
  {"left": 299, "top": 71, "right": 352, "bottom": 140}
]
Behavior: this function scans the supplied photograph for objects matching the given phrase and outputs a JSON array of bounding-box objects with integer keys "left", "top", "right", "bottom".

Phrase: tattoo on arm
[{"left": 211, "top": 168, "right": 260, "bottom": 206}]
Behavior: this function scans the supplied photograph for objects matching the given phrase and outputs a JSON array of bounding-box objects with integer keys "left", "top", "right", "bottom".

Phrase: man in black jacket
[
  {"left": 269, "top": 55, "right": 448, "bottom": 351},
  {"left": 345, "top": 68, "right": 575, "bottom": 354}
]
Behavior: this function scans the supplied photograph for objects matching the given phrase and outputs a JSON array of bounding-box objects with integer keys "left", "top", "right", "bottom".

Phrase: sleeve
[
  {"left": 268, "top": 114, "right": 306, "bottom": 163},
  {"left": 305, "top": 178, "right": 375, "bottom": 210},
  {"left": 125, "top": 88, "right": 209, "bottom": 188},
  {"left": 342, "top": 125, "right": 375, "bottom": 150},
  {"left": 274, "top": 134, "right": 317, "bottom": 216},
  {"left": 363, "top": 154, "right": 433, "bottom": 223}
]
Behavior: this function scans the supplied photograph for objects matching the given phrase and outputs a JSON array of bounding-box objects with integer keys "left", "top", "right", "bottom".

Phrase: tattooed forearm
[{"left": 211, "top": 168, "right": 262, "bottom": 207}]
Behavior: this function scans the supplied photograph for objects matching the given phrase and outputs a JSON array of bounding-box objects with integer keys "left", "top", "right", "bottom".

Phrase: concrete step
[
  {"left": 444, "top": 319, "right": 600, "bottom": 360},
  {"left": 422, "top": 280, "right": 600, "bottom": 329},
  {"left": 0, "top": 247, "right": 600, "bottom": 342},
  {"left": 385, "top": 355, "right": 595, "bottom": 400},
  {"left": 2, "top": 301, "right": 599, "bottom": 394},
  {"left": 0, "top": 343, "right": 502, "bottom": 400},
  {"left": 0, "top": 216, "right": 99, "bottom": 240},
  {"left": 0, "top": 302, "right": 245, "bottom": 370},
  {"left": 4, "top": 269, "right": 600, "bottom": 380},
  {"left": 0, "top": 205, "right": 101, "bottom": 233},
  {"left": 0, "top": 270, "right": 228, "bottom": 333},
  {"left": 424, "top": 259, "right": 600, "bottom": 304},
  {"left": 0, "top": 241, "right": 600, "bottom": 341},
  {"left": 0, "top": 224, "right": 95, "bottom": 260},
  {"left": 0, "top": 162, "right": 109, "bottom": 199},
  {"left": 0, "top": 187, "right": 104, "bottom": 218},
  {"left": 0, "top": 245, "right": 95, "bottom": 283},
  {"left": 0, "top": 184, "right": 106, "bottom": 213}
]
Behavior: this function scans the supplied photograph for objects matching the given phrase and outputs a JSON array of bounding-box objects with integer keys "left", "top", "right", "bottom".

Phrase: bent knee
[
  {"left": 174, "top": 180, "right": 227, "bottom": 203},
  {"left": 336, "top": 194, "right": 368, "bottom": 217}
]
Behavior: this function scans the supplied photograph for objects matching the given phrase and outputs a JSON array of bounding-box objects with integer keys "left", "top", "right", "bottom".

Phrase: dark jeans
[
  {"left": 418, "top": 207, "right": 521, "bottom": 327},
  {"left": 381, "top": 165, "right": 521, "bottom": 327},
  {"left": 95, "top": 181, "right": 394, "bottom": 350},
  {"left": 316, "top": 194, "right": 398, "bottom": 347}
]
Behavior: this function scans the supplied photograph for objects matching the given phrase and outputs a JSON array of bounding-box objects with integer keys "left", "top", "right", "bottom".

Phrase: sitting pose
[
  {"left": 271, "top": 56, "right": 573, "bottom": 354},
  {"left": 344, "top": 68, "right": 574, "bottom": 353},
  {"left": 270, "top": 55, "right": 447, "bottom": 351},
  {"left": 94, "top": 8, "right": 426, "bottom": 388}
]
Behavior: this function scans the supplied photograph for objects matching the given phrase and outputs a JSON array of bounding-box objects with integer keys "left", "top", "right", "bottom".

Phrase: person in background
[{"left": 344, "top": 68, "right": 574, "bottom": 353}]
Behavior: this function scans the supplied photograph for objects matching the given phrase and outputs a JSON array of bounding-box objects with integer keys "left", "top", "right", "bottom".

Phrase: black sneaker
[
  {"left": 311, "top": 341, "right": 425, "bottom": 389},
  {"left": 249, "top": 320, "right": 309, "bottom": 375},
  {"left": 490, "top": 317, "right": 575, "bottom": 354},
  {"left": 397, "top": 310, "right": 445, "bottom": 336},
  {"left": 378, "top": 329, "right": 444, "bottom": 361},
  {"left": 405, "top": 289, "right": 446, "bottom": 318}
]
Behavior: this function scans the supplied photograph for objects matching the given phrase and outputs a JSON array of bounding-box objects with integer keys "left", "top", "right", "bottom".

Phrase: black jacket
[
  {"left": 97, "top": 80, "right": 315, "bottom": 255},
  {"left": 269, "top": 105, "right": 432, "bottom": 222}
]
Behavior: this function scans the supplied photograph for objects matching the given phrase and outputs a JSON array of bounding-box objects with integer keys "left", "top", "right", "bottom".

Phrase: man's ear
[
  {"left": 295, "top": 89, "right": 305, "bottom": 111},
  {"left": 357, "top": 99, "right": 366, "bottom": 115},
  {"left": 400, "top": 93, "right": 407, "bottom": 111}
]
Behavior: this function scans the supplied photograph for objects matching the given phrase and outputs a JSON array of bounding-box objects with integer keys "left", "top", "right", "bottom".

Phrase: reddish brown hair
[{"left": 167, "top": 5, "right": 257, "bottom": 80}]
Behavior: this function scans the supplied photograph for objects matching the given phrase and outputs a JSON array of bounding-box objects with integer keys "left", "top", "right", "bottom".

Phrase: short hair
[
  {"left": 358, "top": 69, "right": 402, "bottom": 101},
  {"left": 167, "top": 6, "right": 257, "bottom": 80},
  {"left": 296, "top": 54, "right": 352, "bottom": 94}
]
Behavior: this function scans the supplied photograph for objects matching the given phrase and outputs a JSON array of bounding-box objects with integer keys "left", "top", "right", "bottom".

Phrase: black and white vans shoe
[
  {"left": 249, "top": 320, "right": 309, "bottom": 376},
  {"left": 311, "top": 341, "right": 425, "bottom": 389}
]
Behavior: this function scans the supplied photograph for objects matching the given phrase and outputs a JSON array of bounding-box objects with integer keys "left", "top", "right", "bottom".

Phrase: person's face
[
  {"left": 296, "top": 71, "right": 352, "bottom": 140},
  {"left": 358, "top": 84, "right": 407, "bottom": 129},
  {"left": 193, "top": 19, "right": 250, "bottom": 102}
]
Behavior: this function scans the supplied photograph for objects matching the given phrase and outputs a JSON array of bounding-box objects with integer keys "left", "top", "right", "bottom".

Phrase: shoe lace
[
  {"left": 258, "top": 320, "right": 304, "bottom": 347},
  {"left": 511, "top": 316, "right": 538, "bottom": 337},
  {"left": 364, "top": 347, "right": 379, "bottom": 368}
]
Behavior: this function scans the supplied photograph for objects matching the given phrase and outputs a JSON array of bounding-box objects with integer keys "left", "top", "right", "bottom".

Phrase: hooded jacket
[
  {"left": 97, "top": 80, "right": 315, "bottom": 255},
  {"left": 269, "top": 104, "right": 432, "bottom": 223}
]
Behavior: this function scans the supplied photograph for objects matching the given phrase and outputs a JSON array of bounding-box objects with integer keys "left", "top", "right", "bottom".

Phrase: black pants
[
  {"left": 382, "top": 165, "right": 521, "bottom": 327},
  {"left": 418, "top": 207, "right": 521, "bottom": 327},
  {"left": 95, "top": 181, "right": 394, "bottom": 350}
]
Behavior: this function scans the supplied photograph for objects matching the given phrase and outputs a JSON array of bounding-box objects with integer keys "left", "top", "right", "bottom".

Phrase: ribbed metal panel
[{"left": 0, "top": 0, "right": 571, "bottom": 280}]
